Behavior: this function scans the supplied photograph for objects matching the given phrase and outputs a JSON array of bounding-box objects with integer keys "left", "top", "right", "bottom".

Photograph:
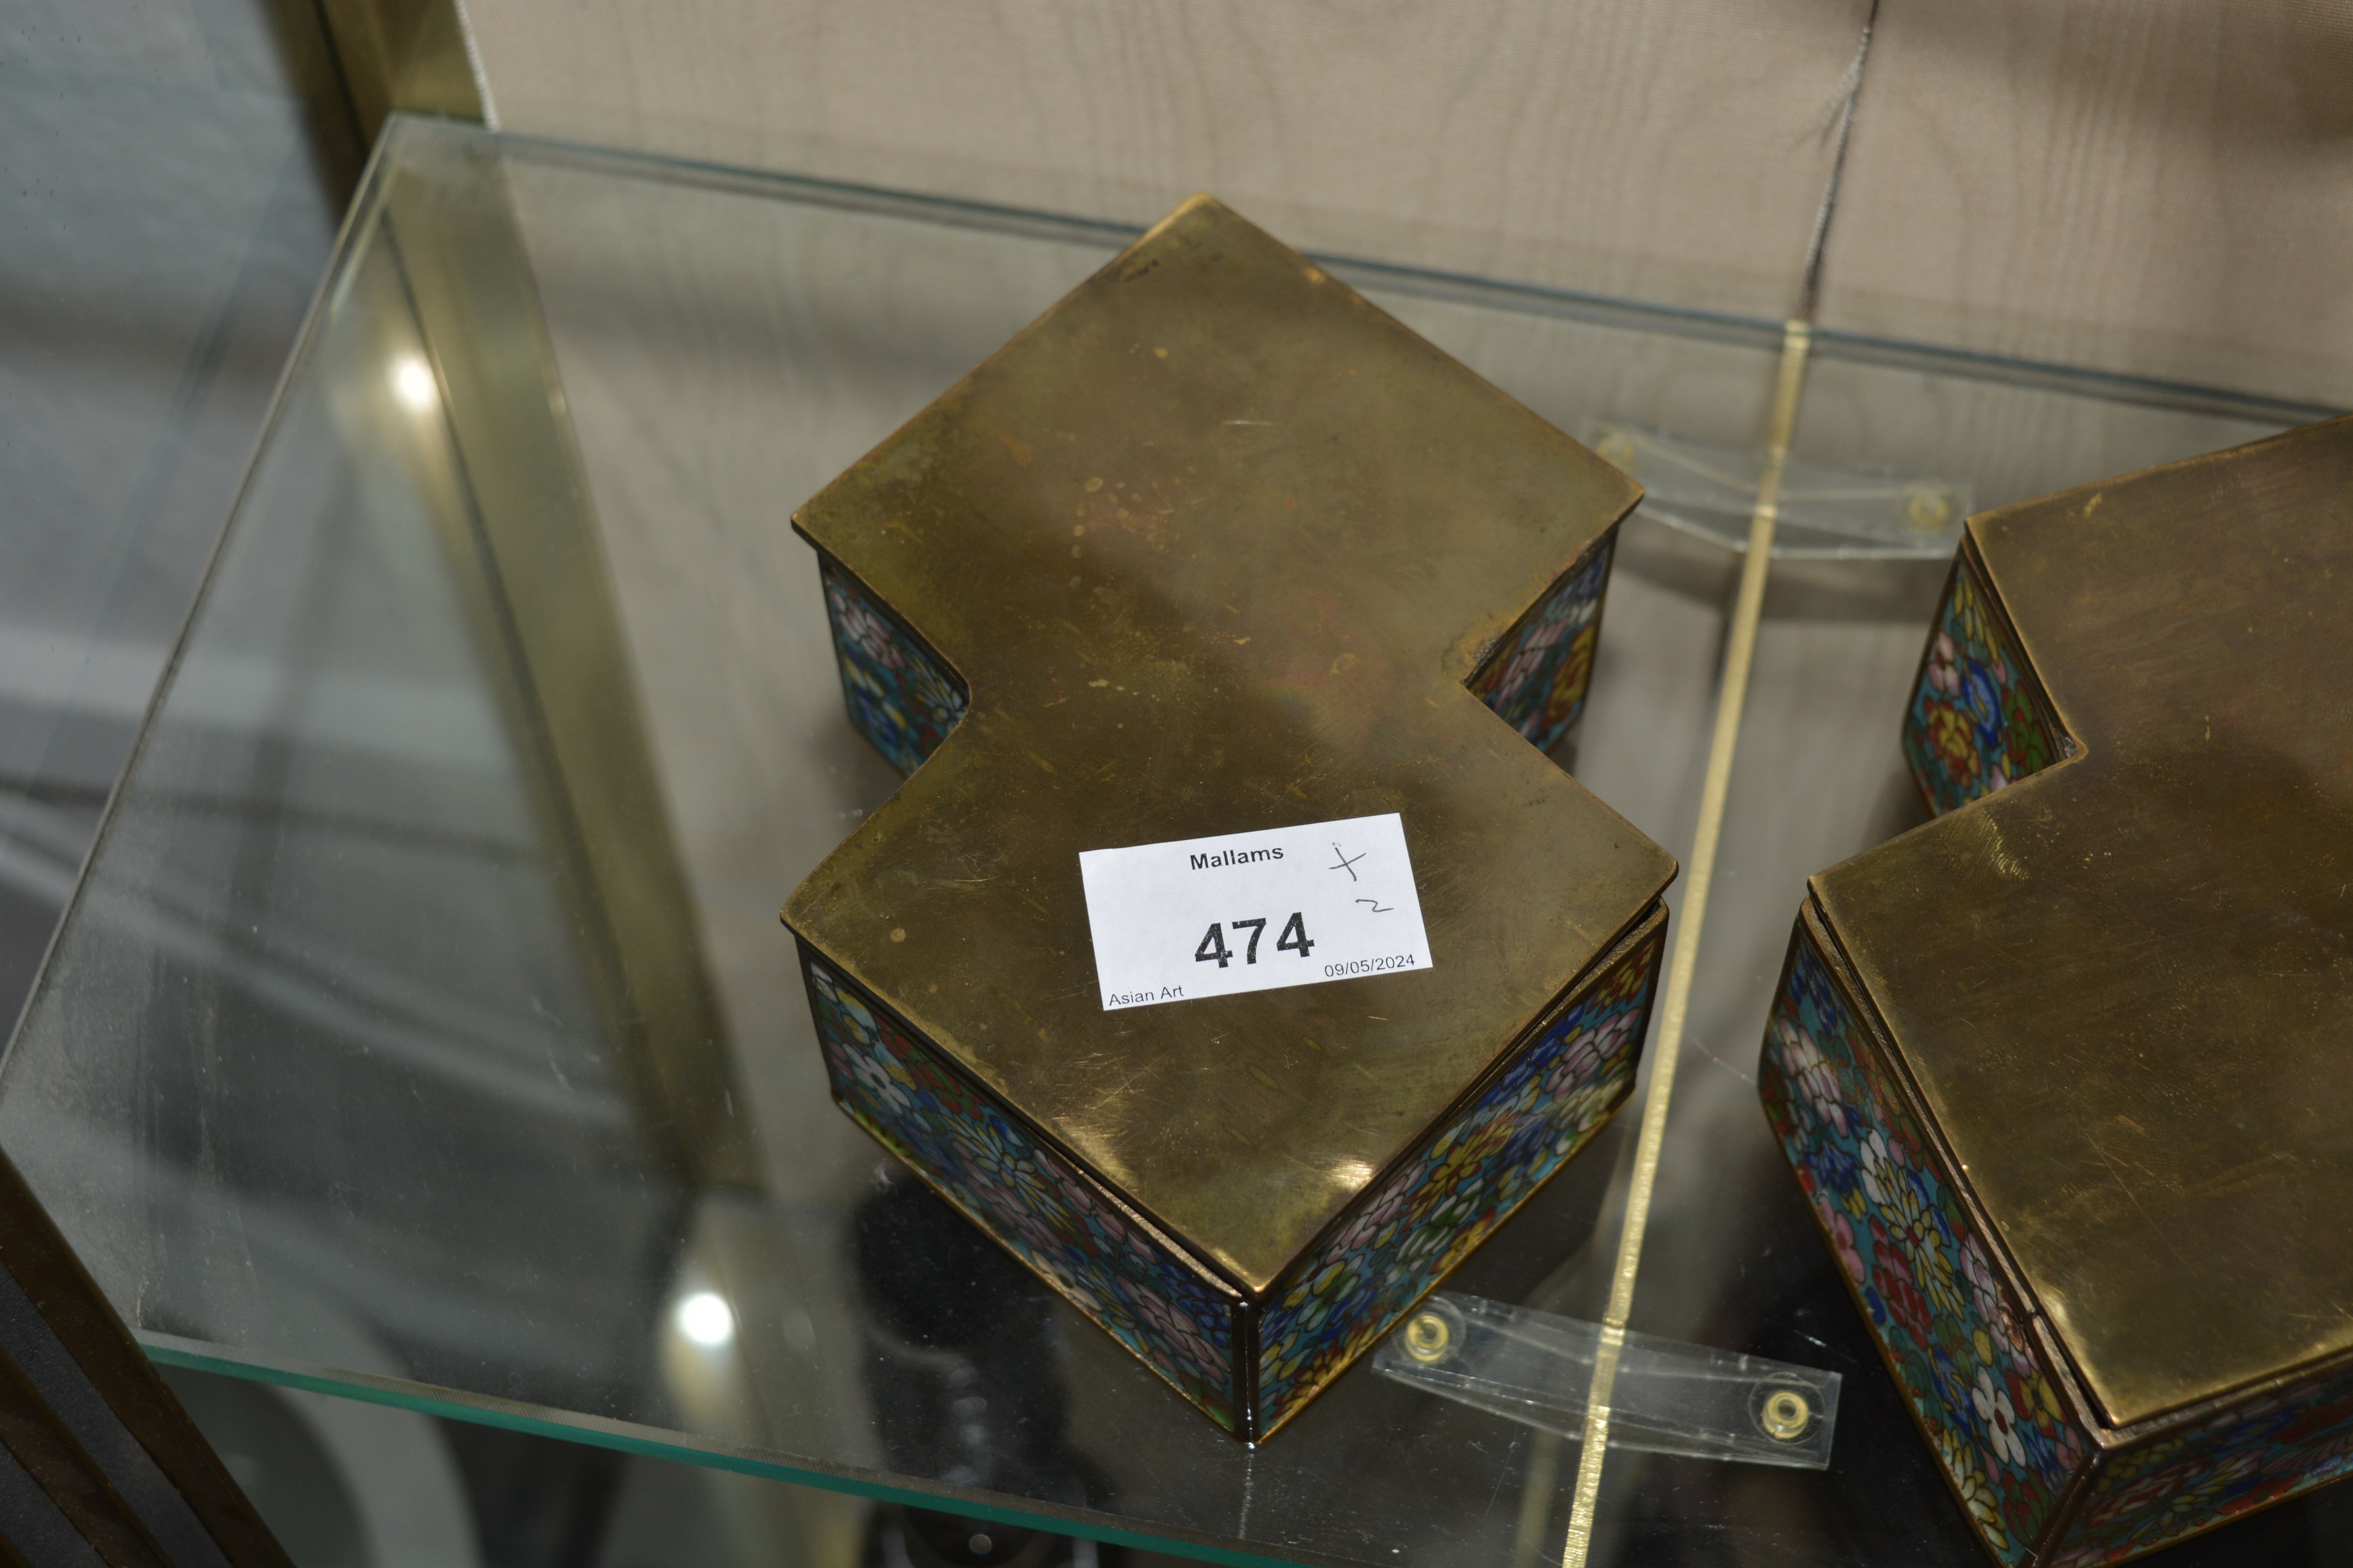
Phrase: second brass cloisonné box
[
  {"left": 784, "top": 196, "right": 1675, "bottom": 1439},
  {"left": 1761, "top": 418, "right": 2353, "bottom": 1563}
]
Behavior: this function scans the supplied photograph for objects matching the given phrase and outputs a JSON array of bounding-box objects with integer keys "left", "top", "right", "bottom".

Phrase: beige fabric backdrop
[
  {"left": 1821, "top": 0, "right": 2353, "bottom": 406},
  {"left": 464, "top": 0, "right": 2353, "bottom": 406}
]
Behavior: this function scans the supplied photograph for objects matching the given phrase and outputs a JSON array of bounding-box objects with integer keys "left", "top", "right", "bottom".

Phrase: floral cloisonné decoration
[
  {"left": 809, "top": 960, "right": 1241, "bottom": 1430},
  {"left": 2051, "top": 1365, "right": 2353, "bottom": 1566},
  {"left": 1904, "top": 557, "right": 2062, "bottom": 816},
  {"left": 820, "top": 556, "right": 968, "bottom": 775},
  {"left": 1468, "top": 535, "right": 1615, "bottom": 756},
  {"left": 1255, "top": 924, "right": 1661, "bottom": 1432},
  {"left": 1761, "top": 934, "right": 2081, "bottom": 1564}
]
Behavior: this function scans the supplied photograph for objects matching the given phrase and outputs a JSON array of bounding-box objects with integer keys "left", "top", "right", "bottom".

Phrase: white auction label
[{"left": 1078, "top": 813, "right": 1434, "bottom": 1010}]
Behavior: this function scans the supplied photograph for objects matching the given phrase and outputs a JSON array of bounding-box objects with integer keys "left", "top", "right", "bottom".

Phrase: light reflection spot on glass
[
  {"left": 392, "top": 355, "right": 437, "bottom": 411},
  {"left": 675, "top": 1290, "right": 734, "bottom": 1347}
]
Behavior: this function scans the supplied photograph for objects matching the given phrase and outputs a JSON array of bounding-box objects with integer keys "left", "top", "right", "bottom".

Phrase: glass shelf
[{"left": 3, "top": 115, "right": 2344, "bottom": 1568}]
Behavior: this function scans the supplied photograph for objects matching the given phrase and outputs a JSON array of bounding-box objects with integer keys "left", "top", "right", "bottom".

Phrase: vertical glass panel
[{"left": 0, "top": 184, "right": 689, "bottom": 1417}]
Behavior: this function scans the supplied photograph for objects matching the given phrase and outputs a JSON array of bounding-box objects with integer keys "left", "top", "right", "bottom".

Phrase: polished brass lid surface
[
  {"left": 785, "top": 196, "right": 1675, "bottom": 1293},
  {"left": 1815, "top": 416, "right": 2353, "bottom": 1428}
]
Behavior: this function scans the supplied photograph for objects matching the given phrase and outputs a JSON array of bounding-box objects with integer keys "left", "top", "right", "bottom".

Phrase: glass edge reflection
[
  {"left": 138, "top": 1333, "right": 1327, "bottom": 1568},
  {"left": 391, "top": 113, "right": 2345, "bottom": 430}
]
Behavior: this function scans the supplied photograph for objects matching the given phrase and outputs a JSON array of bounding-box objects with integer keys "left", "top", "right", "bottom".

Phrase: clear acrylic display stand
[
  {"left": 1578, "top": 418, "right": 1971, "bottom": 561},
  {"left": 1373, "top": 1292, "right": 1841, "bottom": 1470}
]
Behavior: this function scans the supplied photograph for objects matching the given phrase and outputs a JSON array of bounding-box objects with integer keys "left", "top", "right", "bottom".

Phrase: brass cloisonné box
[
  {"left": 783, "top": 196, "right": 1675, "bottom": 1439},
  {"left": 1760, "top": 417, "right": 2353, "bottom": 1563}
]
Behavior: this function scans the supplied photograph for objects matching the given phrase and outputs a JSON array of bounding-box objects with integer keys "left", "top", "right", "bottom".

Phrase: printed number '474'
[{"left": 1196, "top": 914, "right": 1315, "bottom": 969}]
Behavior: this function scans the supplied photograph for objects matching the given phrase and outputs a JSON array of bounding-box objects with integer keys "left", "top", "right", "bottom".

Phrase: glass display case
[{"left": 2, "top": 115, "right": 2341, "bottom": 1567}]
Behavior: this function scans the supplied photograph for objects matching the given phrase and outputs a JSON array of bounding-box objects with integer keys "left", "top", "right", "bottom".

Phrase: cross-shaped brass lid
[
  {"left": 1815, "top": 415, "right": 2353, "bottom": 1431},
  {"left": 785, "top": 195, "right": 1676, "bottom": 1296}
]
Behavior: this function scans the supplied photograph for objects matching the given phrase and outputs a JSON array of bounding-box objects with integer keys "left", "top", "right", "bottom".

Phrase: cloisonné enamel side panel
[
  {"left": 1761, "top": 925, "right": 2080, "bottom": 1564},
  {"left": 1902, "top": 554, "right": 2061, "bottom": 816},
  {"left": 1468, "top": 533, "right": 1615, "bottom": 756},
  {"left": 1255, "top": 918, "right": 1664, "bottom": 1434},
  {"left": 2052, "top": 1363, "right": 2353, "bottom": 1566},
  {"left": 820, "top": 555, "right": 968, "bottom": 775},
  {"left": 806, "top": 958, "right": 1242, "bottom": 1430}
]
